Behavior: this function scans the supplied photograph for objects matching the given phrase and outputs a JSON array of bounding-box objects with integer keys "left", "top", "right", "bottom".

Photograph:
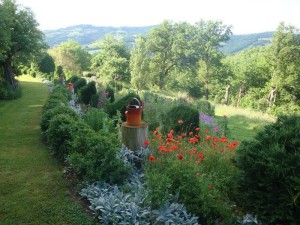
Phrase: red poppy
[
  {"left": 177, "top": 154, "right": 183, "bottom": 160},
  {"left": 195, "top": 127, "right": 200, "bottom": 131},
  {"left": 223, "top": 115, "right": 228, "bottom": 119},
  {"left": 169, "top": 145, "right": 178, "bottom": 151},
  {"left": 148, "top": 155, "right": 155, "bottom": 162},
  {"left": 177, "top": 135, "right": 183, "bottom": 140},
  {"left": 196, "top": 172, "right": 200, "bottom": 177},
  {"left": 144, "top": 139, "right": 150, "bottom": 146},
  {"left": 189, "top": 132, "right": 193, "bottom": 136},
  {"left": 178, "top": 120, "right": 183, "bottom": 124},
  {"left": 205, "top": 135, "right": 211, "bottom": 141},
  {"left": 158, "top": 145, "right": 167, "bottom": 152}
]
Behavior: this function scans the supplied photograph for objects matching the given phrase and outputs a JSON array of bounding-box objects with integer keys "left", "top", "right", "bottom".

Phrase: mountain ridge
[{"left": 43, "top": 24, "right": 274, "bottom": 54}]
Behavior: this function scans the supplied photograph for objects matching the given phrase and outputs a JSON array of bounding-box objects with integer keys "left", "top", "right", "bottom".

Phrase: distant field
[{"left": 215, "top": 104, "right": 276, "bottom": 142}]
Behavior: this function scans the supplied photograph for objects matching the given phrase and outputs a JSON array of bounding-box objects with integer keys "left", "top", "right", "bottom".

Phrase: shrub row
[{"left": 41, "top": 85, "right": 130, "bottom": 183}]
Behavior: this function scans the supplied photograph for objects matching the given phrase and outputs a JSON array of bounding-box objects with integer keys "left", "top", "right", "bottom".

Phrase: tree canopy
[{"left": 0, "top": 0, "right": 46, "bottom": 92}]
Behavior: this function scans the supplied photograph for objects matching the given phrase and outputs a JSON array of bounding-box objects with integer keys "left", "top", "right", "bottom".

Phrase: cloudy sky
[{"left": 15, "top": 0, "right": 300, "bottom": 34}]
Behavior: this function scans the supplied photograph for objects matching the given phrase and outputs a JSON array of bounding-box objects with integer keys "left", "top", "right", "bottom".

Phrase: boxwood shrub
[{"left": 235, "top": 115, "right": 300, "bottom": 225}]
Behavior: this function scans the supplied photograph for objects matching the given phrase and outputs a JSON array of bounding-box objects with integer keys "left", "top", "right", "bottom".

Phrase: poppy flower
[
  {"left": 178, "top": 120, "right": 183, "bottom": 124},
  {"left": 148, "top": 155, "right": 155, "bottom": 162},
  {"left": 195, "top": 127, "right": 200, "bottom": 131},
  {"left": 144, "top": 139, "right": 150, "bottom": 146},
  {"left": 177, "top": 154, "right": 183, "bottom": 160}
]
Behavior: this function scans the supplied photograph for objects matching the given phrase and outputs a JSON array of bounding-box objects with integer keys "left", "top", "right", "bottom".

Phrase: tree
[
  {"left": 193, "top": 20, "right": 232, "bottom": 100},
  {"left": 38, "top": 52, "right": 55, "bottom": 75},
  {"left": 91, "top": 35, "right": 130, "bottom": 84},
  {"left": 0, "top": 0, "right": 46, "bottom": 91},
  {"left": 49, "top": 40, "right": 91, "bottom": 77},
  {"left": 146, "top": 21, "right": 193, "bottom": 90},
  {"left": 130, "top": 36, "right": 152, "bottom": 91},
  {"left": 267, "top": 22, "right": 300, "bottom": 114}
]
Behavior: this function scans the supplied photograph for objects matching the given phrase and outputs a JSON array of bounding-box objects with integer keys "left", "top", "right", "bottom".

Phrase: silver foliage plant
[{"left": 80, "top": 146, "right": 200, "bottom": 225}]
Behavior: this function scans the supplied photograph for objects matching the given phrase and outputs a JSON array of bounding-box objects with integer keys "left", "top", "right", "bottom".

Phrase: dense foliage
[
  {"left": 0, "top": 0, "right": 46, "bottom": 98},
  {"left": 235, "top": 115, "right": 300, "bottom": 225}
]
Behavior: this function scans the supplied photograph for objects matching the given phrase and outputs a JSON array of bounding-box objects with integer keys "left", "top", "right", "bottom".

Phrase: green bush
[
  {"left": 83, "top": 108, "right": 111, "bottom": 132},
  {"left": 79, "top": 81, "right": 97, "bottom": 105},
  {"left": 69, "top": 130, "right": 131, "bottom": 183},
  {"left": 105, "top": 92, "right": 141, "bottom": 122},
  {"left": 40, "top": 105, "right": 79, "bottom": 132},
  {"left": 105, "top": 86, "right": 115, "bottom": 103},
  {"left": 46, "top": 114, "right": 90, "bottom": 161},
  {"left": 67, "top": 75, "right": 81, "bottom": 84},
  {"left": 161, "top": 104, "right": 199, "bottom": 133},
  {"left": 0, "top": 80, "right": 22, "bottom": 100},
  {"left": 74, "top": 78, "right": 87, "bottom": 94},
  {"left": 235, "top": 115, "right": 300, "bottom": 225}
]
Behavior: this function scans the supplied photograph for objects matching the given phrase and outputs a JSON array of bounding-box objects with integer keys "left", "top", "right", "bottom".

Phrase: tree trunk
[
  {"left": 3, "top": 58, "right": 18, "bottom": 90},
  {"left": 268, "top": 87, "right": 277, "bottom": 107},
  {"left": 121, "top": 122, "right": 148, "bottom": 151},
  {"left": 236, "top": 84, "right": 244, "bottom": 107},
  {"left": 224, "top": 84, "right": 231, "bottom": 105}
]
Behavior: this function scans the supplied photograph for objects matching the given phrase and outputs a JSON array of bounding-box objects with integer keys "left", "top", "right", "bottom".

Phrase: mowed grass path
[
  {"left": 0, "top": 75, "right": 95, "bottom": 225},
  {"left": 215, "top": 104, "right": 276, "bottom": 142}
]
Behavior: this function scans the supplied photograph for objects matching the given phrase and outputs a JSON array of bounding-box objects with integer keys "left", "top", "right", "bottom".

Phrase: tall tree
[
  {"left": 91, "top": 35, "right": 130, "bottom": 84},
  {"left": 0, "top": 0, "right": 46, "bottom": 90},
  {"left": 146, "top": 21, "right": 193, "bottom": 90},
  {"left": 130, "top": 36, "right": 151, "bottom": 91},
  {"left": 267, "top": 22, "right": 300, "bottom": 113},
  {"left": 49, "top": 40, "right": 91, "bottom": 77},
  {"left": 193, "top": 20, "right": 232, "bottom": 100}
]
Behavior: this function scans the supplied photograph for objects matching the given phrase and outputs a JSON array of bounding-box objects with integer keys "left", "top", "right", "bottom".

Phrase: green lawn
[
  {"left": 215, "top": 104, "right": 276, "bottom": 142},
  {"left": 0, "top": 75, "right": 96, "bottom": 225}
]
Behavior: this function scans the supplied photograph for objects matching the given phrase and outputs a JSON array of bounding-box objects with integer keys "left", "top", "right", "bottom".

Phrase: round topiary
[
  {"left": 79, "top": 81, "right": 97, "bottom": 105},
  {"left": 40, "top": 105, "right": 79, "bottom": 132},
  {"left": 161, "top": 104, "right": 199, "bottom": 134},
  {"left": 74, "top": 78, "right": 87, "bottom": 94},
  {"left": 235, "top": 115, "right": 300, "bottom": 225}
]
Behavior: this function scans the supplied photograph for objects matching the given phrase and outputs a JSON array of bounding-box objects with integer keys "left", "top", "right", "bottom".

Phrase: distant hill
[
  {"left": 43, "top": 24, "right": 274, "bottom": 54},
  {"left": 220, "top": 31, "right": 274, "bottom": 54}
]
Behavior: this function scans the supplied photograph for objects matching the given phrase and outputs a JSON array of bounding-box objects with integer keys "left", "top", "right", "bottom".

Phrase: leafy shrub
[
  {"left": 105, "top": 92, "right": 141, "bottom": 122},
  {"left": 160, "top": 104, "right": 199, "bottom": 133},
  {"left": 74, "top": 78, "right": 87, "bottom": 94},
  {"left": 235, "top": 115, "right": 300, "bottom": 225},
  {"left": 40, "top": 105, "right": 79, "bottom": 132},
  {"left": 105, "top": 86, "right": 115, "bottom": 103},
  {"left": 69, "top": 130, "right": 130, "bottom": 183},
  {"left": 67, "top": 75, "right": 81, "bottom": 84},
  {"left": 83, "top": 108, "right": 112, "bottom": 132},
  {"left": 79, "top": 81, "right": 97, "bottom": 105},
  {"left": 46, "top": 114, "right": 90, "bottom": 161}
]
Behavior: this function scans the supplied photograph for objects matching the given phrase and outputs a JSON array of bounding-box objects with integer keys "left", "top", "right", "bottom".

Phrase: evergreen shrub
[
  {"left": 79, "top": 81, "right": 97, "bottom": 105},
  {"left": 40, "top": 105, "right": 79, "bottom": 132},
  {"left": 69, "top": 130, "right": 131, "bottom": 183},
  {"left": 46, "top": 114, "right": 90, "bottom": 161},
  {"left": 161, "top": 104, "right": 199, "bottom": 133},
  {"left": 74, "top": 78, "right": 87, "bottom": 94},
  {"left": 235, "top": 115, "right": 300, "bottom": 225}
]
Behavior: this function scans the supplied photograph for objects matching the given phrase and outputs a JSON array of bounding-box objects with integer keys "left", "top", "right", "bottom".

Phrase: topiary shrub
[
  {"left": 79, "top": 81, "right": 97, "bottom": 105},
  {"left": 69, "top": 130, "right": 131, "bottom": 183},
  {"left": 40, "top": 105, "right": 79, "bottom": 132},
  {"left": 235, "top": 115, "right": 300, "bottom": 225},
  {"left": 160, "top": 104, "right": 199, "bottom": 134},
  {"left": 105, "top": 86, "right": 115, "bottom": 103},
  {"left": 74, "top": 78, "right": 87, "bottom": 94},
  {"left": 104, "top": 92, "right": 141, "bottom": 122},
  {"left": 46, "top": 114, "right": 90, "bottom": 161},
  {"left": 67, "top": 75, "right": 81, "bottom": 84}
]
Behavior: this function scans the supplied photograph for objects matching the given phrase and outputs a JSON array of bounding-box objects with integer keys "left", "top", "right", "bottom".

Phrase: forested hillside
[{"left": 44, "top": 24, "right": 273, "bottom": 54}]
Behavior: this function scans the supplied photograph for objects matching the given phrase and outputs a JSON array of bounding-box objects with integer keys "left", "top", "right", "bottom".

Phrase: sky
[{"left": 15, "top": 0, "right": 300, "bottom": 35}]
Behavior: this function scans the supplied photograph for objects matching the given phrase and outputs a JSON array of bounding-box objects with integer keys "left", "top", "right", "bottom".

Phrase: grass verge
[
  {"left": 0, "top": 75, "right": 97, "bottom": 225},
  {"left": 215, "top": 104, "right": 276, "bottom": 142}
]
